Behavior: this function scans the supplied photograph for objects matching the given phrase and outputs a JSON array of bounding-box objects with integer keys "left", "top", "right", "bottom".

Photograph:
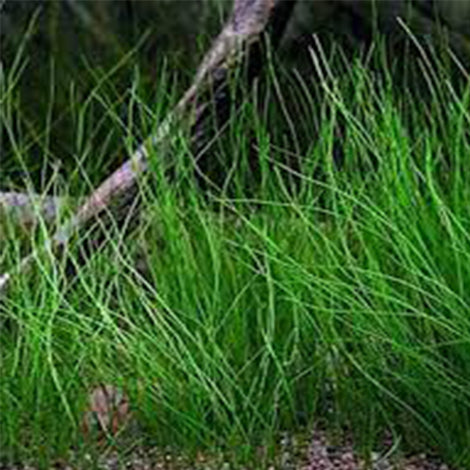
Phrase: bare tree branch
[
  {"left": 0, "top": 192, "right": 80, "bottom": 226},
  {"left": 0, "top": 0, "right": 297, "bottom": 294}
]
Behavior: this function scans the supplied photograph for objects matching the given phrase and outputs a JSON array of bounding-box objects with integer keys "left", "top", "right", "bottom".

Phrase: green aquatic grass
[{"left": 1, "top": 38, "right": 470, "bottom": 468}]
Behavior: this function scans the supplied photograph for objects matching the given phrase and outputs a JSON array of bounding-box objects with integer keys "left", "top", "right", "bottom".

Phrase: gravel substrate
[{"left": 0, "top": 429, "right": 458, "bottom": 470}]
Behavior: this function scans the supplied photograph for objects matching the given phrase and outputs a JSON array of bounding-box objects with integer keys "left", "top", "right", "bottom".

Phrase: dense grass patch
[{"left": 1, "top": 41, "right": 470, "bottom": 468}]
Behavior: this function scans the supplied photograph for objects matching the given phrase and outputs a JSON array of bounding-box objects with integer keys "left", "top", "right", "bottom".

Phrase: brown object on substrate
[
  {"left": 81, "top": 384, "right": 130, "bottom": 444},
  {"left": 0, "top": 0, "right": 296, "bottom": 295}
]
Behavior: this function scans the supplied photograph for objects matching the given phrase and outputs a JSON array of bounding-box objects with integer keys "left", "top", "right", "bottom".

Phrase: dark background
[
  {"left": 0, "top": 0, "right": 228, "bottom": 190},
  {"left": 2, "top": 1, "right": 469, "bottom": 194}
]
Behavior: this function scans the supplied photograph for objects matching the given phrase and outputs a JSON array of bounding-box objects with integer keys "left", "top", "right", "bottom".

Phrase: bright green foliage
[{"left": 1, "top": 39, "right": 470, "bottom": 468}]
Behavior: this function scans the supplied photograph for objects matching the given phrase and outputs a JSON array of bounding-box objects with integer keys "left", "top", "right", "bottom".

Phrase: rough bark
[
  {"left": 0, "top": 0, "right": 296, "bottom": 294},
  {"left": 0, "top": 192, "right": 77, "bottom": 226}
]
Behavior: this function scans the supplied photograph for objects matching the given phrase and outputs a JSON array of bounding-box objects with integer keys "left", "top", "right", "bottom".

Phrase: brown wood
[
  {"left": 0, "top": 192, "right": 77, "bottom": 226},
  {"left": 0, "top": 0, "right": 296, "bottom": 294}
]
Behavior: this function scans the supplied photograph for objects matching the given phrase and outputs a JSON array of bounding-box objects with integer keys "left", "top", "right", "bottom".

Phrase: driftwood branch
[
  {"left": 0, "top": 0, "right": 296, "bottom": 294},
  {"left": 0, "top": 192, "right": 81, "bottom": 226}
]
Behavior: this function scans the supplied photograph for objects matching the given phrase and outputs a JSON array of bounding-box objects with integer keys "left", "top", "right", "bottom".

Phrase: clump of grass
[{"left": 1, "top": 37, "right": 470, "bottom": 469}]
